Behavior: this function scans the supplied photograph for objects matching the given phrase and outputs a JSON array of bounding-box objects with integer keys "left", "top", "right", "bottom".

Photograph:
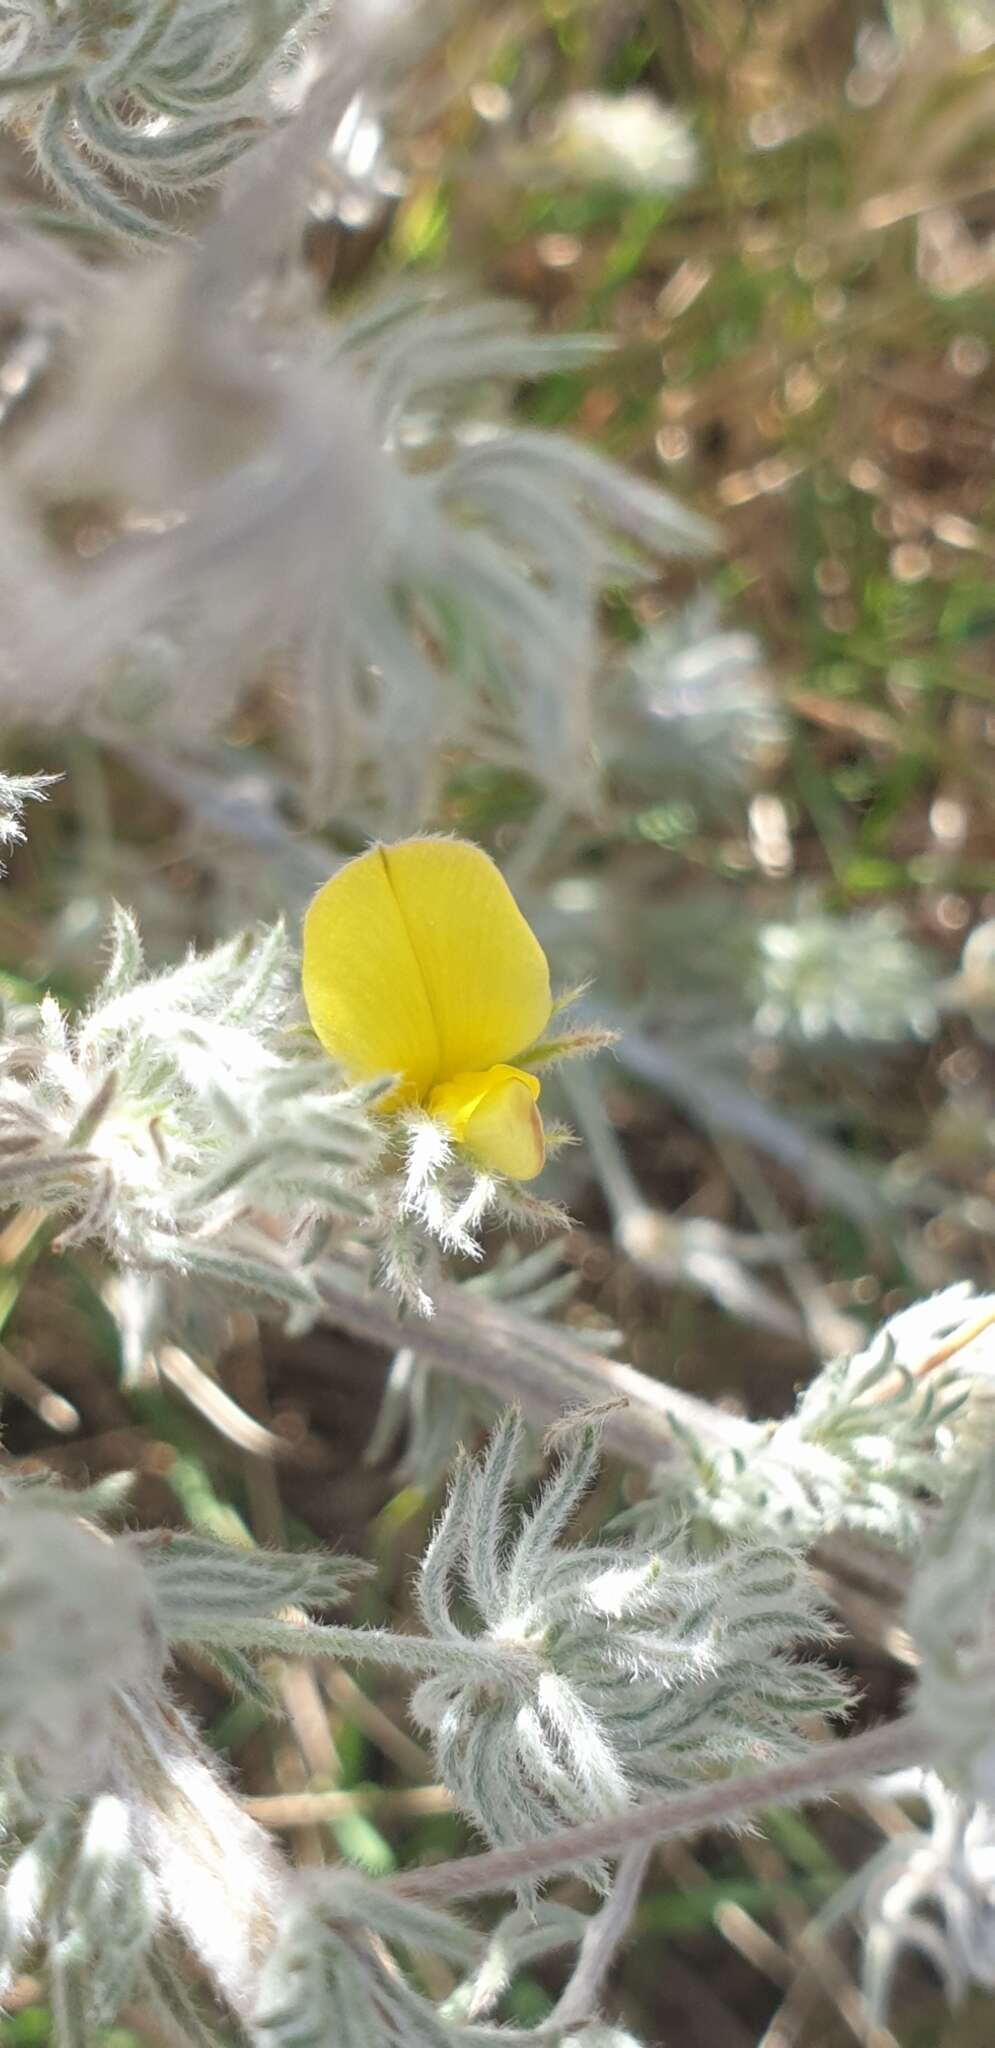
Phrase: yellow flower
[{"left": 302, "top": 838, "right": 552, "bottom": 1180}]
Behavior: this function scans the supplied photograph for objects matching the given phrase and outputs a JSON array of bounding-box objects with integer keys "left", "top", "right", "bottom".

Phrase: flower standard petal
[
  {"left": 302, "top": 839, "right": 553, "bottom": 1104},
  {"left": 302, "top": 845, "right": 441, "bottom": 1102},
  {"left": 428, "top": 1066, "right": 546, "bottom": 1181},
  {"left": 376, "top": 839, "right": 552, "bottom": 1081}
]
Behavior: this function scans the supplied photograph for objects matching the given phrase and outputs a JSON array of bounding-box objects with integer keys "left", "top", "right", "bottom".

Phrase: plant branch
[
  {"left": 315, "top": 1259, "right": 914, "bottom": 1603},
  {"left": 549, "top": 1842, "right": 653, "bottom": 2029},
  {"left": 316, "top": 1257, "right": 755, "bottom": 1469},
  {"left": 387, "top": 1718, "right": 925, "bottom": 1905}
]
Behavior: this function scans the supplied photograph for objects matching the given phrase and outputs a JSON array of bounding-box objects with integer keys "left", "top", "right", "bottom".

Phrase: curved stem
[
  {"left": 549, "top": 1841, "right": 652, "bottom": 2029},
  {"left": 315, "top": 1258, "right": 913, "bottom": 1601},
  {"left": 316, "top": 1257, "right": 757, "bottom": 1472},
  {"left": 387, "top": 1717, "right": 926, "bottom": 1905}
]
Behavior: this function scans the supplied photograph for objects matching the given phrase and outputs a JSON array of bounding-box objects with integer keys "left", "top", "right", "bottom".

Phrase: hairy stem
[
  {"left": 316, "top": 1259, "right": 913, "bottom": 1601},
  {"left": 387, "top": 1718, "right": 925, "bottom": 1904},
  {"left": 549, "top": 1841, "right": 653, "bottom": 2029},
  {"left": 316, "top": 1258, "right": 755, "bottom": 1469}
]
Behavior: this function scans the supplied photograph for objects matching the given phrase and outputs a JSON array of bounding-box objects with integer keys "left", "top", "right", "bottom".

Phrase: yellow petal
[
  {"left": 302, "top": 838, "right": 552, "bottom": 1101},
  {"left": 429, "top": 1066, "right": 546, "bottom": 1181}
]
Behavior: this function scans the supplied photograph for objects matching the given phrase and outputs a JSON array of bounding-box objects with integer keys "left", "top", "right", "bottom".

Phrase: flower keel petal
[{"left": 429, "top": 1065, "right": 545, "bottom": 1181}]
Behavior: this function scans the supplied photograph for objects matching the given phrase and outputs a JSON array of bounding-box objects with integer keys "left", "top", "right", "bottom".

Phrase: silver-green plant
[
  {"left": 0, "top": 0, "right": 329, "bottom": 238},
  {"left": 1, "top": 825, "right": 993, "bottom": 2042},
  {"left": 826, "top": 1449, "right": 995, "bottom": 2025},
  {"left": 0, "top": 903, "right": 379, "bottom": 1331},
  {"left": 0, "top": 8, "right": 993, "bottom": 2045},
  {"left": 0, "top": 226, "right": 713, "bottom": 832},
  {"left": 409, "top": 1411, "right": 850, "bottom": 1873},
  {"left": 251, "top": 1872, "right": 487, "bottom": 2048},
  {"left": 0, "top": 1414, "right": 859, "bottom": 2043},
  {"left": 907, "top": 1445, "right": 995, "bottom": 1802},
  {"left": 641, "top": 1285, "right": 992, "bottom": 1550},
  {"left": 0, "top": 768, "right": 55, "bottom": 868},
  {"left": 859, "top": 1772, "right": 995, "bottom": 2015},
  {"left": 0, "top": 1497, "right": 365, "bottom": 2028},
  {"left": 753, "top": 903, "right": 940, "bottom": 1046},
  {"left": 606, "top": 596, "right": 786, "bottom": 821},
  {"left": 253, "top": 1870, "right": 650, "bottom": 2046}
]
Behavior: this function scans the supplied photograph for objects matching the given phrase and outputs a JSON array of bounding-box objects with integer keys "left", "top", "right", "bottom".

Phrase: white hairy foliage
[
  {"left": 410, "top": 1411, "right": 849, "bottom": 1877},
  {"left": 0, "top": 1796, "right": 163, "bottom": 2037},
  {"left": 0, "top": 1496, "right": 365, "bottom": 2024},
  {"left": 252, "top": 1872, "right": 488, "bottom": 2048},
  {"left": 375, "top": 1111, "right": 569, "bottom": 1315},
  {"left": 49, "top": 1796, "right": 161, "bottom": 2028},
  {"left": 859, "top": 1772, "right": 995, "bottom": 2015},
  {"left": 0, "top": 1505, "right": 162, "bottom": 1795},
  {"left": 137, "top": 1526, "right": 370, "bottom": 1707},
  {"left": 0, "top": 903, "right": 380, "bottom": 1322},
  {"left": 0, "top": 0, "right": 328, "bottom": 239},
  {"left": 0, "top": 1388, "right": 987, "bottom": 2040},
  {"left": 907, "top": 1447, "right": 995, "bottom": 1803},
  {"left": 0, "top": 1480, "right": 668, "bottom": 2041},
  {"left": 606, "top": 597, "right": 785, "bottom": 818},
  {"left": 254, "top": 1869, "right": 648, "bottom": 2047},
  {"left": 753, "top": 904, "right": 940, "bottom": 1045},
  {"left": 0, "top": 213, "right": 713, "bottom": 829},
  {"left": 0, "top": 767, "right": 55, "bottom": 867},
  {"left": 846, "top": 1449, "right": 995, "bottom": 2018},
  {"left": 1, "top": 18, "right": 992, "bottom": 2048},
  {"left": 649, "top": 1286, "right": 990, "bottom": 1549}
]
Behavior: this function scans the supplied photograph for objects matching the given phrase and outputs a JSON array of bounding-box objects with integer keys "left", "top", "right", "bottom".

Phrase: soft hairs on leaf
[
  {"left": 0, "top": 225, "right": 714, "bottom": 833},
  {"left": 409, "top": 1409, "right": 852, "bottom": 1879},
  {"left": 0, "top": 0, "right": 330, "bottom": 241},
  {"left": 0, "top": 904, "right": 380, "bottom": 1338}
]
